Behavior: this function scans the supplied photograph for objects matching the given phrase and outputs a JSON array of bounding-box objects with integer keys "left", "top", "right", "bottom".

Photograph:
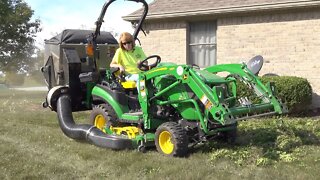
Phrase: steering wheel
[{"left": 138, "top": 55, "right": 161, "bottom": 71}]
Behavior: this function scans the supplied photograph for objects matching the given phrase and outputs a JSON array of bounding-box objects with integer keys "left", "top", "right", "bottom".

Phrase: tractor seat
[
  {"left": 110, "top": 67, "right": 137, "bottom": 89},
  {"left": 121, "top": 81, "right": 136, "bottom": 89}
]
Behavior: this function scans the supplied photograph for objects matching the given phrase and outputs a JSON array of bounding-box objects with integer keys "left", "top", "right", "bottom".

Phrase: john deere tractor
[{"left": 42, "top": 0, "right": 287, "bottom": 157}]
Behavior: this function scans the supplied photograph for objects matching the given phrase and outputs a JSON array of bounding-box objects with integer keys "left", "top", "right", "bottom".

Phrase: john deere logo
[{"left": 136, "top": 54, "right": 142, "bottom": 59}]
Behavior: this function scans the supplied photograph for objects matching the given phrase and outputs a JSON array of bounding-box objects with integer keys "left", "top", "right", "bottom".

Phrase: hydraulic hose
[{"left": 56, "top": 94, "right": 132, "bottom": 150}]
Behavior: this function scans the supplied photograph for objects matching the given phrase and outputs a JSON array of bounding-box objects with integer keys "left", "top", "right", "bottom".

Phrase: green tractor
[{"left": 42, "top": 0, "right": 287, "bottom": 157}]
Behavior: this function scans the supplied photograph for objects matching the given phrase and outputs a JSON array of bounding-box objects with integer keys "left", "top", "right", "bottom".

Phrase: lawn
[{"left": 0, "top": 90, "right": 319, "bottom": 179}]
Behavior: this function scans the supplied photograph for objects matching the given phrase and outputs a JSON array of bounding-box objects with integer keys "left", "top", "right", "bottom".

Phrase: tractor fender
[{"left": 91, "top": 85, "right": 129, "bottom": 117}]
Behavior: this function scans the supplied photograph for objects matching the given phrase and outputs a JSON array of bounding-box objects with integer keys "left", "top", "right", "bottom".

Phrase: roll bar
[{"left": 93, "top": 0, "right": 149, "bottom": 41}]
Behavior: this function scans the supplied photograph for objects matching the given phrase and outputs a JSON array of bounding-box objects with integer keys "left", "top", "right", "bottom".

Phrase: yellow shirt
[{"left": 112, "top": 46, "right": 147, "bottom": 74}]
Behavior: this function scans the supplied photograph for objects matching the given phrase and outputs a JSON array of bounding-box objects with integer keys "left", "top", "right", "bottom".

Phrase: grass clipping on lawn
[{"left": 209, "top": 118, "right": 320, "bottom": 166}]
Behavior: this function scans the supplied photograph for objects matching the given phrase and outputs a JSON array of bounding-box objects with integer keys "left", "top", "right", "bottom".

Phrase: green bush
[
  {"left": 5, "top": 72, "right": 25, "bottom": 86},
  {"left": 29, "top": 70, "right": 46, "bottom": 85},
  {"left": 237, "top": 76, "right": 312, "bottom": 115},
  {"left": 0, "top": 76, "right": 5, "bottom": 84}
]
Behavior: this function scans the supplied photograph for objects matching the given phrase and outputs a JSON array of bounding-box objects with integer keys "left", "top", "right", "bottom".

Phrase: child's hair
[{"left": 119, "top": 32, "right": 135, "bottom": 50}]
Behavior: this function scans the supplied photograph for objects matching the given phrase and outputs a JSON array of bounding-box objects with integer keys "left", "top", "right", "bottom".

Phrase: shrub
[
  {"left": 237, "top": 76, "right": 312, "bottom": 115},
  {"left": 29, "top": 70, "right": 46, "bottom": 85},
  {"left": 5, "top": 72, "right": 25, "bottom": 86},
  {"left": 0, "top": 76, "right": 5, "bottom": 84},
  {"left": 263, "top": 76, "right": 312, "bottom": 114}
]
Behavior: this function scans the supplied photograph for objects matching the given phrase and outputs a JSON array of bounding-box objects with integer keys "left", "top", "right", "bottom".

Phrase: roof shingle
[{"left": 123, "top": 0, "right": 320, "bottom": 21}]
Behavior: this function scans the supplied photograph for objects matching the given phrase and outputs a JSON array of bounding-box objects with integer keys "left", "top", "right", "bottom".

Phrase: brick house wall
[
  {"left": 137, "top": 10, "right": 320, "bottom": 108},
  {"left": 138, "top": 21, "right": 187, "bottom": 64},
  {"left": 217, "top": 10, "right": 320, "bottom": 108}
]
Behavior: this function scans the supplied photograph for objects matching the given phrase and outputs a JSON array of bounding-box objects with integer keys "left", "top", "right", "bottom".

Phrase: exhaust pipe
[{"left": 48, "top": 86, "right": 132, "bottom": 150}]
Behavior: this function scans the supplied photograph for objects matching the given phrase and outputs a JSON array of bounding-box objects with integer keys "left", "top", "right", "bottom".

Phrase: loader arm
[
  {"left": 138, "top": 65, "right": 238, "bottom": 133},
  {"left": 138, "top": 64, "right": 287, "bottom": 134},
  {"left": 205, "top": 63, "right": 287, "bottom": 115}
]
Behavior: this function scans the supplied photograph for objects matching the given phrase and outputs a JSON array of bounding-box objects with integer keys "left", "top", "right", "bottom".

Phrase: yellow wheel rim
[
  {"left": 94, "top": 114, "right": 106, "bottom": 131},
  {"left": 159, "top": 131, "right": 174, "bottom": 154}
]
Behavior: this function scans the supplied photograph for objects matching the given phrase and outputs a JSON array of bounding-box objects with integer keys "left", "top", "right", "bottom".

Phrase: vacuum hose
[{"left": 56, "top": 94, "right": 132, "bottom": 150}]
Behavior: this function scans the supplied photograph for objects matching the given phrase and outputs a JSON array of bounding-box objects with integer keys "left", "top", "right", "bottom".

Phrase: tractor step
[
  {"left": 120, "top": 111, "right": 143, "bottom": 122},
  {"left": 124, "top": 111, "right": 143, "bottom": 116}
]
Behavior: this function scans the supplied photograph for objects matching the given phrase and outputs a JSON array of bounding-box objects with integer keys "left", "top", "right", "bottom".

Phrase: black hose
[{"left": 56, "top": 94, "right": 132, "bottom": 150}]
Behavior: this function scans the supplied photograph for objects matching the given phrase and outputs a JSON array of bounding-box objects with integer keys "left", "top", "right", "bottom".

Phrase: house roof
[{"left": 123, "top": 0, "right": 320, "bottom": 21}]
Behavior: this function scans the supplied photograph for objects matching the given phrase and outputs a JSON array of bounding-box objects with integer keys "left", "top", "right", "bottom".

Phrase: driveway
[{"left": 11, "top": 86, "right": 48, "bottom": 91}]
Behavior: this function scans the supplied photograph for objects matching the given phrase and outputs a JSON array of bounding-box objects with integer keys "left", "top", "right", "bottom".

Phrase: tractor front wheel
[{"left": 155, "top": 122, "right": 188, "bottom": 157}]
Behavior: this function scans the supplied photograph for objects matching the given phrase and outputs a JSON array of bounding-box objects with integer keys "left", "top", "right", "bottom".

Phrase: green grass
[
  {"left": 0, "top": 75, "right": 45, "bottom": 88},
  {"left": 0, "top": 90, "right": 319, "bottom": 179},
  {"left": 22, "top": 76, "right": 46, "bottom": 87}
]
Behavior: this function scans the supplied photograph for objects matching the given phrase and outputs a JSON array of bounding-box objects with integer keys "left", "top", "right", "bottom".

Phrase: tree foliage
[{"left": 0, "top": 0, "right": 41, "bottom": 73}]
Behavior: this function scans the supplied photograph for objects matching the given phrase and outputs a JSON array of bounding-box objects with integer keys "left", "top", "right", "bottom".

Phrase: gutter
[{"left": 123, "top": 0, "right": 320, "bottom": 21}]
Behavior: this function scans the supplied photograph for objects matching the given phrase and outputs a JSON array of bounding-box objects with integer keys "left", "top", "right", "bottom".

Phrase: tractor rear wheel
[
  {"left": 89, "top": 104, "right": 117, "bottom": 132},
  {"left": 155, "top": 122, "right": 188, "bottom": 157}
]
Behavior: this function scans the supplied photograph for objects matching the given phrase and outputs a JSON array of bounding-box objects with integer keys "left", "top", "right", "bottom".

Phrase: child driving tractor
[{"left": 110, "top": 32, "right": 147, "bottom": 82}]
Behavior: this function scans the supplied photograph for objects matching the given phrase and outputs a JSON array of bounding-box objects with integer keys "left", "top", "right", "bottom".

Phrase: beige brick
[
  {"left": 217, "top": 10, "right": 320, "bottom": 107},
  {"left": 139, "top": 21, "right": 187, "bottom": 63}
]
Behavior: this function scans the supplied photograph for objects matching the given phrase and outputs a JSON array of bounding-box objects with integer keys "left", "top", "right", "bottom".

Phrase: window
[{"left": 188, "top": 21, "right": 217, "bottom": 67}]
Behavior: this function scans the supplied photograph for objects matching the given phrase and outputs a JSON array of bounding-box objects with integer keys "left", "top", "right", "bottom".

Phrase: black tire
[
  {"left": 155, "top": 122, "right": 188, "bottom": 157},
  {"left": 89, "top": 103, "right": 118, "bottom": 131}
]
